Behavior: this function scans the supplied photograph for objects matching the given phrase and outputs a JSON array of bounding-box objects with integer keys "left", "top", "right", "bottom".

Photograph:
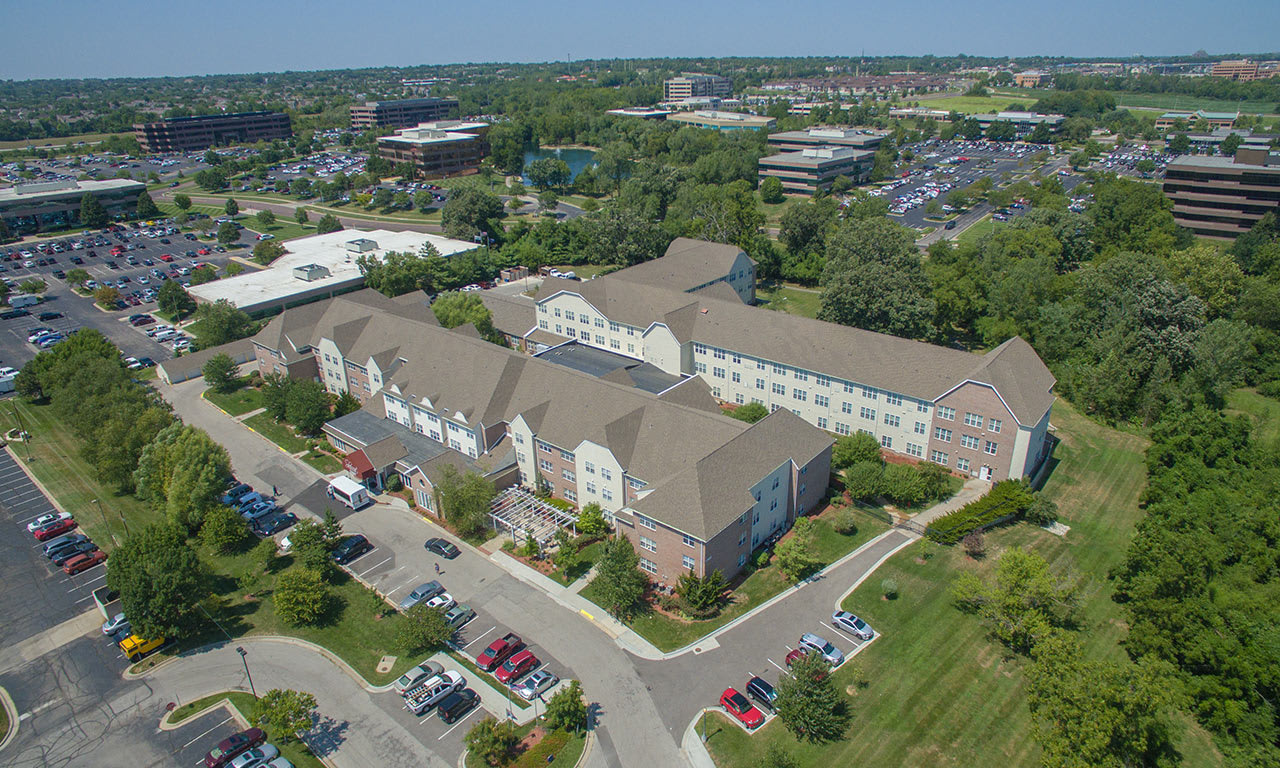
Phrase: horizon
[{"left": 2, "top": 0, "right": 1278, "bottom": 80}]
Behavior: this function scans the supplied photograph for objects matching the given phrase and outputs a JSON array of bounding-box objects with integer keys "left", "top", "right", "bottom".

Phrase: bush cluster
[{"left": 926, "top": 480, "right": 1036, "bottom": 544}]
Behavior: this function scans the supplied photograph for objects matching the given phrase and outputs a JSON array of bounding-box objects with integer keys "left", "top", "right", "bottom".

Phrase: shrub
[
  {"left": 1257, "top": 380, "right": 1280, "bottom": 399},
  {"left": 881, "top": 578, "right": 899, "bottom": 599},
  {"left": 386, "top": 474, "right": 403, "bottom": 493},
  {"left": 1024, "top": 496, "right": 1059, "bottom": 526},
  {"left": 881, "top": 463, "right": 927, "bottom": 507},
  {"left": 962, "top": 532, "right": 986, "bottom": 559},
  {"left": 828, "top": 507, "right": 858, "bottom": 536},
  {"left": 926, "top": 480, "right": 1036, "bottom": 544},
  {"left": 843, "top": 461, "right": 884, "bottom": 502},
  {"left": 576, "top": 502, "right": 609, "bottom": 536},
  {"left": 754, "top": 549, "right": 772, "bottom": 568},
  {"left": 832, "top": 433, "right": 882, "bottom": 471}
]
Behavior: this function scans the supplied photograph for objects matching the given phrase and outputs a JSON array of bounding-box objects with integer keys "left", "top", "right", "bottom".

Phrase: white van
[{"left": 327, "top": 477, "right": 371, "bottom": 510}]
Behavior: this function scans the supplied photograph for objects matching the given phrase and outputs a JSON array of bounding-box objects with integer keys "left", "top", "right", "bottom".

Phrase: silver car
[
  {"left": 514, "top": 669, "right": 559, "bottom": 701},
  {"left": 831, "top": 610, "right": 875, "bottom": 641},
  {"left": 798, "top": 632, "right": 844, "bottom": 666},
  {"left": 398, "top": 580, "right": 443, "bottom": 613},
  {"left": 394, "top": 660, "right": 445, "bottom": 695}
]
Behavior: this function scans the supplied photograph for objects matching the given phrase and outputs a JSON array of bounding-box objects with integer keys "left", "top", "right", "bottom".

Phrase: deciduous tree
[
  {"left": 818, "top": 217, "right": 935, "bottom": 340},
  {"left": 201, "top": 353, "right": 238, "bottom": 393},
  {"left": 254, "top": 689, "right": 318, "bottom": 743},
  {"left": 105, "top": 522, "right": 208, "bottom": 640},
  {"left": 396, "top": 604, "right": 453, "bottom": 654},
  {"left": 590, "top": 535, "right": 648, "bottom": 620},
  {"left": 274, "top": 568, "right": 331, "bottom": 626},
  {"left": 775, "top": 651, "right": 850, "bottom": 742}
]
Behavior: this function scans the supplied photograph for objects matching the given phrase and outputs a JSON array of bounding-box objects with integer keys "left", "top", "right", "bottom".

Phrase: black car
[
  {"left": 137, "top": 357, "right": 156, "bottom": 368},
  {"left": 1, "top": 309, "right": 30, "bottom": 319},
  {"left": 424, "top": 537, "right": 461, "bottom": 559},
  {"left": 436, "top": 687, "right": 480, "bottom": 724},
  {"left": 51, "top": 540, "right": 100, "bottom": 567},
  {"left": 252, "top": 511, "right": 298, "bottom": 536},
  {"left": 332, "top": 534, "right": 372, "bottom": 564},
  {"left": 745, "top": 676, "right": 777, "bottom": 712},
  {"left": 38, "top": 311, "right": 63, "bottom": 321}
]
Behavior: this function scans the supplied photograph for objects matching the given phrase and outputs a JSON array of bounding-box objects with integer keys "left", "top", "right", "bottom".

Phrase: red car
[
  {"left": 62, "top": 550, "right": 107, "bottom": 575},
  {"left": 204, "top": 727, "right": 265, "bottom": 768},
  {"left": 158, "top": 253, "right": 174, "bottom": 262},
  {"left": 476, "top": 632, "right": 524, "bottom": 672},
  {"left": 720, "top": 688, "right": 764, "bottom": 729},
  {"left": 494, "top": 649, "right": 539, "bottom": 685},
  {"left": 785, "top": 648, "right": 828, "bottom": 680},
  {"left": 34, "top": 518, "right": 78, "bottom": 541}
]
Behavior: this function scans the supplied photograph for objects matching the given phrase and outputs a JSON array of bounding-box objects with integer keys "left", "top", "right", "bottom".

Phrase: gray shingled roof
[
  {"left": 480, "top": 293, "right": 537, "bottom": 337},
  {"left": 607, "top": 237, "right": 751, "bottom": 293},
  {"left": 631, "top": 409, "right": 834, "bottom": 538}
]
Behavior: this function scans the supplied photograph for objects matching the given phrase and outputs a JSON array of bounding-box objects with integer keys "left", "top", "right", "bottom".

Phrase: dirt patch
[{"left": 517, "top": 725, "right": 547, "bottom": 753}]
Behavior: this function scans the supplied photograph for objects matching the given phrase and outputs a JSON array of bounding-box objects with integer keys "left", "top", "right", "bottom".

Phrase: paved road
[{"left": 159, "top": 188, "right": 446, "bottom": 236}]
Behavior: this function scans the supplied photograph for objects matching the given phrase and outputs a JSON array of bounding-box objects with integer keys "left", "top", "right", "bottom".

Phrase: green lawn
[
  {"left": 2, "top": 399, "right": 157, "bottom": 549},
  {"left": 243, "top": 219, "right": 317, "bottom": 242},
  {"left": 203, "top": 382, "right": 266, "bottom": 417},
  {"left": 955, "top": 215, "right": 1003, "bottom": 246},
  {"left": 243, "top": 413, "right": 310, "bottom": 454},
  {"left": 463, "top": 723, "right": 585, "bottom": 768},
  {"left": 756, "top": 284, "right": 822, "bottom": 319},
  {"left": 169, "top": 691, "right": 325, "bottom": 768},
  {"left": 548, "top": 264, "right": 616, "bottom": 280},
  {"left": 301, "top": 449, "right": 342, "bottom": 475},
  {"left": 549, "top": 539, "right": 605, "bottom": 587},
  {"left": 702, "top": 400, "right": 1225, "bottom": 768},
  {"left": 0, "top": 131, "right": 125, "bottom": 150},
  {"left": 582, "top": 513, "right": 889, "bottom": 652},
  {"left": 918, "top": 94, "right": 1016, "bottom": 114}
]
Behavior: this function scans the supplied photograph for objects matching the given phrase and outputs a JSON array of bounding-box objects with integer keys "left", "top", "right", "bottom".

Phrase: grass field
[
  {"left": 1226, "top": 387, "right": 1280, "bottom": 447},
  {"left": 0, "top": 131, "right": 125, "bottom": 150},
  {"left": 582, "top": 512, "right": 889, "bottom": 652},
  {"left": 984, "top": 86, "right": 1278, "bottom": 116},
  {"left": 918, "top": 94, "right": 1022, "bottom": 114},
  {"left": 301, "top": 449, "right": 342, "bottom": 475},
  {"left": 169, "top": 691, "right": 325, "bottom": 768},
  {"left": 756, "top": 284, "right": 822, "bottom": 319},
  {"left": 2, "top": 399, "right": 157, "bottom": 549},
  {"left": 954, "top": 214, "right": 1004, "bottom": 246},
  {"left": 702, "top": 400, "right": 1225, "bottom": 768},
  {"left": 244, "top": 218, "right": 317, "bottom": 242},
  {"left": 202, "top": 382, "right": 265, "bottom": 417},
  {"left": 243, "top": 413, "right": 310, "bottom": 454}
]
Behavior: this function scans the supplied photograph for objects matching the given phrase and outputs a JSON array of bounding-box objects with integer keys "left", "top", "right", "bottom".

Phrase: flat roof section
[
  {"left": 0, "top": 178, "right": 144, "bottom": 203},
  {"left": 534, "top": 341, "right": 686, "bottom": 395}
]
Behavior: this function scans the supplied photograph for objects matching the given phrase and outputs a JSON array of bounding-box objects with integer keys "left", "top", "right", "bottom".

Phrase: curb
[
  {"left": 833, "top": 533, "right": 919, "bottom": 611},
  {"left": 459, "top": 730, "right": 594, "bottom": 768},
  {"left": 158, "top": 693, "right": 339, "bottom": 768},
  {"left": 0, "top": 685, "right": 18, "bottom": 754},
  {"left": 125, "top": 635, "right": 395, "bottom": 694}
]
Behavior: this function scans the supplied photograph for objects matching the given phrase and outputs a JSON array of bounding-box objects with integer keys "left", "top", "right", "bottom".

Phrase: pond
[{"left": 521, "top": 147, "right": 596, "bottom": 185}]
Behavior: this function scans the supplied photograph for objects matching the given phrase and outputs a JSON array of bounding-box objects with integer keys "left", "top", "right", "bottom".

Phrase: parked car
[
  {"left": 394, "top": 660, "right": 446, "bottom": 695},
  {"left": 744, "top": 676, "right": 777, "bottom": 711},
  {"left": 34, "top": 518, "right": 78, "bottom": 541},
  {"left": 102, "top": 612, "right": 129, "bottom": 636},
  {"left": 203, "top": 727, "right": 266, "bottom": 768},
  {"left": 240, "top": 500, "right": 277, "bottom": 522},
  {"left": 397, "top": 580, "right": 443, "bottom": 613},
  {"left": 251, "top": 512, "right": 297, "bottom": 536},
  {"left": 228, "top": 743, "right": 279, "bottom": 768},
  {"left": 514, "top": 669, "right": 558, "bottom": 700},
  {"left": 495, "top": 649, "right": 539, "bottom": 685},
  {"left": 719, "top": 687, "right": 764, "bottom": 729},
  {"left": 27, "top": 511, "right": 72, "bottom": 532},
  {"left": 404, "top": 671, "right": 465, "bottom": 715},
  {"left": 798, "top": 633, "right": 844, "bottom": 666},
  {"left": 435, "top": 687, "right": 480, "bottom": 723},
  {"left": 477, "top": 633, "right": 525, "bottom": 672},
  {"left": 62, "top": 550, "right": 107, "bottom": 575},
  {"left": 44, "top": 533, "right": 90, "bottom": 558},
  {"left": 331, "top": 534, "right": 372, "bottom": 564},
  {"left": 831, "top": 610, "right": 875, "bottom": 641},
  {"left": 51, "top": 540, "right": 100, "bottom": 567},
  {"left": 424, "top": 537, "right": 460, "bottom": 559},
  {"left": 219, "top": 483, "right": 252, "bottom": 506},
  {"left": 445, "top": 604, "right": 476, "bottom": 629},
  {"left": 425, "top": 591, "right": 455, "bottom": 611}
]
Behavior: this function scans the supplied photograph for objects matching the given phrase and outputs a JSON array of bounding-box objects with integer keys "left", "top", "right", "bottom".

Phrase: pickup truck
[
  {"left": 403, "top": 670, "right": 465, "bottom": 715},
  {"left": 476, "top": 632, "right": 524, "bottom": 672}
]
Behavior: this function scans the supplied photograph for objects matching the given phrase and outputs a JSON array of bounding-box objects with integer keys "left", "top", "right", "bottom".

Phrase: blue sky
[{"left": 2, "top": 0, "right": 1278, "bottom": 80}]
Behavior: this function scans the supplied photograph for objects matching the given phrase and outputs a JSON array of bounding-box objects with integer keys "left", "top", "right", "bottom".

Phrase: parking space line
[
  {"left": 341, "top": 546, "right": 377, "bottom": 566},
  {"left": 66, "top": 572, "right": 106, "bottom": 590},
  {"left": 354, "top": 555, "right": 391, "bottom": 577},
  {"left": 462, "top": 626, "right": 495, "bottom": 650},
  {"left": 819, "top": 621, "right": 848, "bottom": 642},
  {"left": 437, "top": 706, "right": 481, "bottom": 740},
  {"left": 181, "top": 715, "right": 234, "bottom": 749}
]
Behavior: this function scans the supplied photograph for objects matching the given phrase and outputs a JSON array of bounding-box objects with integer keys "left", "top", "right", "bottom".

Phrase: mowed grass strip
[
  {"left": 755, "top": 284, "right": 822, "bottom": 319},
  {"left": 242, "top": 413, "right": 310, "bottom": 454},
  {"left": 703, "top": 400, "right": 1225, "bottom": 768},
  {"left": 167, "top": 691, "right": 326, "bottom": 768}
]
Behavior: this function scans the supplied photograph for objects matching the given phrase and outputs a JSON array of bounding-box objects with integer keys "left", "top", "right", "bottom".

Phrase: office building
[
  {"left": 1211, "top": 60, "right": 1261, "bottom": 81},
  {"left": 375, "top": 120, "right": 491, "bottom": 178},
  {"left": 188, "top": 229, "right": 478, "bottom": 316},
  {"left": 133, "top": 111, "right": 292, "bottom": 153},
  {"left": 1163, "top": 147, "right": 1280, "bottom": 239},
  {"left": 0, "top": 179, "right": 145, "bottom": 235},
  {"left": 666, "top": 111, "right": 776, "bottom": 132},
  {"left": 349, "top": 97, "right": 460, "bottom": 130},
  {"left": 664, "top": 73, "right": 732, "bottom": 101},
  {"left": 889, "top": 107, "right": 952, "bottom": 121},
  {"left": 767, "top": 126, "right": 886, "bottom": 153},
  {"left": 517, "top": 239, "right": 1056, "bottom": 484},
  {"left": 758, "top": 146, "right": 875, "bottom": 193},
  {"left": 606, "top": 107, "right": 673, "bottom": 120},
  {"left": 1155, "top": 110, "right": 1238, "bottom": 131},
  {"left": 971, "top": 111, "right": 1065, "bottom": 135},
  {"left": 251, "top": 289, "right": 832, "bottom": 585},
  {"left": 1014, "top": 71, "right": 1048, "bottom": 87}
]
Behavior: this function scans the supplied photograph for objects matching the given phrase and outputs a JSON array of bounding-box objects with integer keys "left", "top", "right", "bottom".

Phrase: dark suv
[
  {"left": 745, "top": 676, "right": 777, "bottom": 711},
  {"left": 436, "top": 687, "right": 480, "bottom": 723},
  {"left": 332, "top": 534, "right": 372, "bottom": 564}
]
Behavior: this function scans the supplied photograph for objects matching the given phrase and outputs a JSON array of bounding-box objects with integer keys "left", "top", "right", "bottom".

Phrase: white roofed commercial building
[
  {"left": 188, "top": 229, "right": 478, "bottom": 316},
  {"left": 375, "top": 120, "right": 491, "bottom": 178},
  {"left": 0, "top": 178, "right": 145, "bottom": 235}
]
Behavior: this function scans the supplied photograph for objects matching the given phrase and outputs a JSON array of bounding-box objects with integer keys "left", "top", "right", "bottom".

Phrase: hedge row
[{"left": 925, "top": 480, "right": 1036, "bottom": 544}]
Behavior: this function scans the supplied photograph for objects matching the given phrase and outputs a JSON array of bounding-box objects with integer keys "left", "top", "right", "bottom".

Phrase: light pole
[
  {"left": 237, "top": 646, "right": 258, "bottom": 699},
  {"left": 90, "top": 498, "right": 112, "bottom": 542}
]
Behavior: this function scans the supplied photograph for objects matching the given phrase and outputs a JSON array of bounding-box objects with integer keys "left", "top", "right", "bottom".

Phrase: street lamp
[{"left": 237, "top": 646, "right": 258, "bottom": 698}]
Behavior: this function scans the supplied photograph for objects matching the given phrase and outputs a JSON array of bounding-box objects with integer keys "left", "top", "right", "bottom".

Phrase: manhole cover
[{"left": 377, "top": 655, "right": 396, "bottom": 674}]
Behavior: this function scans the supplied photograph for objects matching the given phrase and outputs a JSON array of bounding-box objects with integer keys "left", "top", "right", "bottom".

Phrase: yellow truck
[{"left": 118, "top": 634, "right": 165, "bottom": 662}]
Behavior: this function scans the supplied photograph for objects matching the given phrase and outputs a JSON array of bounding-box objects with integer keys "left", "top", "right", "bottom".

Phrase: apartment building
[
  {"left": 1163, "top": 147, "right": 1280, "bottom": 238},
  {"left": 133, "top": 111, "right": 292, "bottom": 153},
  {"left": 0, "top": 178, "right": 144, "bottom": 235},
  {"left": 1211, "top": 60, "right": 1261, "bottom": 81},
  {"left": 349, "top": 97, "right": 460, "bottom": 130},
  {"left": 251, "top": 288, "right": 833, "bottom": 584},
  {"left": 375, "top": 120, "right": 491, "bottom": 177},
  {"left": 521, "top": 242, "right": 1057, "bottom": 483},
  {"left": 767, "top": 127, "right": 886, "bottom": 153},
  {"left": 664, "top": 73, "right": 732, "bottom": 101},
  {"left": 758, "top": 146, "right": 875, "bottom": 193}
]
